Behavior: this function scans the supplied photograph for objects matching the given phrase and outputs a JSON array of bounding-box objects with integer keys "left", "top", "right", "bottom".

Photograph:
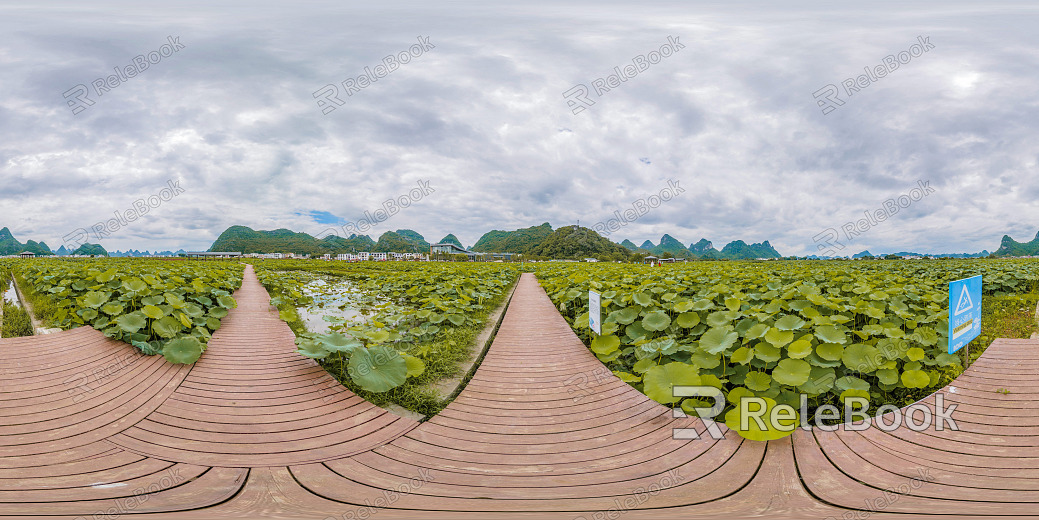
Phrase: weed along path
[{"left": 0, "top": 269, "right": 1038, "bottom": 518}]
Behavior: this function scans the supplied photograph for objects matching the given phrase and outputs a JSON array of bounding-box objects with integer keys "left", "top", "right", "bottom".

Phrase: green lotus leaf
[
  {"left": 764, "top": 327, "right": 793, "bottom": 348},
  {"left": 690, "top": 350, "right": 721, "bottom": 369},
  {"left": 403, "top": 354, "right": 426, "bottom": 377},
  {"left": 142, "top": 295, "right": 164, "bottom": 306},
  {"left": 835, "top": 376, "right": 869, "bottom": 392},
  {"left": 744, "top": 371, "right": 772, "bottom": 391},
  {"left": 732, "top": 346, "right": 754, "bottom": 365},
  {"left": 133, "top": 339, "right": 161, "bottom": 355},
  {"left": 116, "top": 312, "right": 147, "bottom": 333},
  {"left": 786, "top": 339, "right": 813, "bottom": 359},
  {"left": 772, "top": 358, "right": 812, "bottom": 386},
  {"left": 842, "top": 344, "right": 880, "bottom": 372},
  {"left": 754, "top": 342, "right": 782, "bottom": 363},
  {"left": 632, "top": 357, "right": 657, "bottom": 374},
  {"left": 840, "top": 388, "right": 870, "bottom": 404},
  {"left": 642, "top": 311, "right": 671, "bottom": 331},
  {"left": 632, "top": 292, "right": 653, "bottom": 306},
  {"left": 163, "top": 337, "right": 204, "bottom": 364},
  {"left": 691, "top": 299, "right": 715, "bottom": 311},
  {"left": 642, "top": 362, "right": 700, "bottom": 404},
  {"left": 297, "top": 338, "right": 330, "bottom": 359},
  {"left": 700, "top": 327, "right": 738, "bottom": 354},
  {"left": 815, "top": 325, "right": 848, "bottom": 344},
  {"left": 676, "top": 312, "right": 700, "bottom": 328},
  {"left": 613, "top": 371, "right": 642, "bottom": 383},
  {"left": 216, "top": 295, "right": 237, "bottom": 309},
  {"left": 153, "top": 316, "right": 182, "bottom": 339},
  {"left": 745, "top": 323, "right": 770, "bottom": 340},
  {"left": 706, "top": 311, "right": 732, "bottom": 327},
  {"left": 901, "top": 369, "right": 931, "bottom": 388},
  {"left": 347, "top": 346, "right": 408, "bottom": 393},
  {"left": 79, "top": 308, "right": 98, "bottom": 321},
  {"left": 611, "top": 307, "right": 641, "bottom": 325},
  {"left": 591, "top": 334, "right": 621, "bottom": 355},
  {"left": 122, "top": 278, "right": 149, "bottom": 296},
  {"left": 101, "top": 302, "right": 124, "bottom": 315},
  {"left": 724, "top": 396, "right": 798, "bottom": 441},
  {"left": 876, "top": 368, "right": 899, "bottom": 385},
  {"left": 934, "top": 352, "right": 961, "bottom": 367},
  {"left": 727, "top": 386, "right": 755, "bottom": 405},
  {"left": 774, "top": 315, "right": 807, "bottom": 331},
  {"left": 798, "top": 367, "right": 836, "bottom": 394},
  {"left": 906, "top": 347, "right": 925, "bottom": 361},
  {"left": 142, "top": 305, "right": 165, "bottom": 319},
  {"left": 320, "top": 332, "right": 362, "bottom": 353},
  {"left": 82, "top": 291, "right": 109, "bottom": 308},
  {"left": 446, "top": 314, "right": 465, "bottom": 326},
  {"left": 816, "top": 342, "right": 844, "bottom": 361}
]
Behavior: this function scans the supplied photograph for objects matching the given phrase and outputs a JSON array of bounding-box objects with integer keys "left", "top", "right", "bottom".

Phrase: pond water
[
  {"left": 295, "top": 277, "right": 367, "bottom": 334},
  {"left": 2, "top": 279, "right": 21, "bottom": 308}
]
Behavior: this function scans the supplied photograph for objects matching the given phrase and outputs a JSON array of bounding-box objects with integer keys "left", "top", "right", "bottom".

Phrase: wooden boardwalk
[{"left": 0, "top": 270, "right": 1037, "bottom": 519}]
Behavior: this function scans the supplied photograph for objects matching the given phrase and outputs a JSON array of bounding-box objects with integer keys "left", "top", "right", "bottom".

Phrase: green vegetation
[
  {"left": 995, "top": 231, "right": 1039, "bottom": 257},
  {"left": 209, "top": 225, "right": 376, "bottom": 255},
  {"left": 972, "top": 292, "right": 1039, "bottom": 362},
  {"left": 634, "top": 236, "right": 781, "bottom": 259},
  {"left": 472, "top": 222, "right": 555, "bottom": 253},
  {"left": 71, "top": 243, "right": 109, "bottom": 256},
  {"left": 527, "top": 226, "right": 636, "bottom": 261},
  {"left": 14, "top": 259, "right": 243, "bottom": 363},
  {"left": 373, "top": 230, "right": 430, "bottom": 253},
  {"left": 437, "top": 234, "right": 464, "bottom": 248},
  {"left": 1, "top": 301, "right": 34, "bottom": 337},
  {"left": 535, "top": 259, "right": 1039, "bottom": 440},
  {"left": 251, "top": 259, "right": 517, "bottom": 415},
  {"left": 0, "top": 227, "right": 53, "bottom": 256}
]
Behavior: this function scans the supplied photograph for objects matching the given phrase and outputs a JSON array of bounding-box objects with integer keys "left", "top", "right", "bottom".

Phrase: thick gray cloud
[{"left": 1, "top": 0, "right": 1037, "bottom": 255}]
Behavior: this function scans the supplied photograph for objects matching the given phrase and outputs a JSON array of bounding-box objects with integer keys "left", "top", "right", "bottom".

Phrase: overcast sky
[{"left": 1, "top": 1, "right": 1037, "bottom": 255}]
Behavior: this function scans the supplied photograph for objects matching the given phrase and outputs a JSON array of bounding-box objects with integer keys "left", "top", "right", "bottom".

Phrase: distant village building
[
  {"left": 180, "top": 252, "right": 242, "bottom": 259},
  {"left": 19, "top": 251, "right": 35, "bottom": 258}
]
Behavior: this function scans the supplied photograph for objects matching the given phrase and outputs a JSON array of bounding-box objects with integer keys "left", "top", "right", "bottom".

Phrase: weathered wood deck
[{"left": 0, "top": 269, "right": 1036, "bottom": 519}]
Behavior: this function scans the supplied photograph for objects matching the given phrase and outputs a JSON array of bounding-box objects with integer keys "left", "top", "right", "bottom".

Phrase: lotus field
[
  {"left": 536, "top": 259, "right": 1039, "bottom": 435},
  {"left": 14, "top": 259, "right": 243, "bottom": 363},
  {"left": 253, "top": 260, "right": 517, "bottom": 400}
]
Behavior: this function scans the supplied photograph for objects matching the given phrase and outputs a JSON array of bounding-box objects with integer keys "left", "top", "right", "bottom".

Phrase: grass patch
[
  {"left": 968, "top": 292, "right": 1039, "bottom": 363},
  {"left": 1, "top": 301, "right": 34, "bottom": 338}
]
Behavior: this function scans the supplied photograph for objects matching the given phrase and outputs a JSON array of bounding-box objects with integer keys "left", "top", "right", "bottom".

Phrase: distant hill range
[
  {"left": 994, "top": 232, "right": 1039, "bottom": 257},
  {"left": 207, "top": 225, "right": 436, "bottom": 254},
  {"left": 621, "top": 234, "right": 782, "bottom": 260},
  {"left": 0, "top": 227, "right": 53, "bottom": 256}
]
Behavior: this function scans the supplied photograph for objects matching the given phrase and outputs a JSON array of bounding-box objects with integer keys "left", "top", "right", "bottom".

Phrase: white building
[
  {"left": 371, "top": 252, "right": 387, "bottom": 261},
  {"left": 357, "top": 252, "right": 370, "bottom": 261}
]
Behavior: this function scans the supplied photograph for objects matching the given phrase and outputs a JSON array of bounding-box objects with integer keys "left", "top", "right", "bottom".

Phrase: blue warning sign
[{"left": 948, "top": 275, "right": 982, "bottom": 354}]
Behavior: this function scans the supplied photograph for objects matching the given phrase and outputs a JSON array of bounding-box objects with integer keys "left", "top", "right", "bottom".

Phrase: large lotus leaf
[
  {"left": 906, "top": 347, "right": 925, "bottom": 361},
  {"left": 813, "top": 324, "right": 847, "bottom": 344},
  {"left": 163, "top": 337, "right": 204, "bottom": 364},
  {"left": 876, "top": 368, "right": 899, "bottom": 385},
  {"left": 96, "top": 270, "right": 116, "bottom": 283},
  {"left": 78, "top": 308, "right": 98, "bottom": 321},
  {"left": 591, "top": 334, "right": 621, "bottom": 355},
  {"left": 116, "top": 312, "right": 147, "bottom": 333},
  {"left": 744, "top": 371, "right": 772, "bottom": 391},
  {"left": 614, "top": 371, "right": 642, "bottom": 382},
  {"left": 297, "top": 338, "right": 330, "bottom": 359},
  {"left": 141, "top": 295, "right": 164, "bottom": 306},
  {"left": 142, "top": 305, "right": 165, "bottom": 319},
  {"left": 626, "top": 321, "right": 649, "bottom": 341},
  {"left": 724, "top": 396, "right": 798, "bottom": 441},
  {"left": 842, "top": 344, "right": 880, "bottom": 372},
  {"left": 403, "top": 354, "right": 426, "bottom": 377},
  {"left": 690, "top": 350, "right": 721, "bottom": 369},
  {"left": 82, "top": 291, "right": 109, "bottom": 308},
  {"left": 901, "top": 369, "right": 931, "bottom": 388},
  {"left": 706, "top": 311, "right": 732, "bottom": 327},
  {"left": 368, "top": 330, "right": 391, "bottom": 343},
  {"left": 611, "top": 307, "right": 641, "bottom": 325},
  {"left": 764, "top": 327, "right": 793, "bottom": 348},
  {"left": 632, "top": 357, "right": 657, "bottom": 374},
  {"left": 632, "top": 292, "right": 654, "bottom": 306},
  {"left": 642, "top": 311, "right": 671, "bottom": 331},
  {"left": 700, "top": 327, "right": 738, "bottom": 354},
  {"left": 745, "top": 323, "right": 770, "bottom": 340},
  {"left": 101, "top": 302, "right": 124, "bottom": 315},
  {"left": 772, "top": 358, "right": 812, "bottom": 386},
  {"left": 216, "top": 295, "right": 238, "bottom": 309},
  {"left": 673, "top": 300, "right": 695, "bottom": 312},
  {"left": 642, "top": 362, "right": 701, "bottom": 404},
  {"left": 320, "top": 332, "right": 362, "bottom": 353},
  {"left": 774, "top": 315, "right": 807, "bottom": 331},
  {"left": 798, "top": 367, "right": 836, "bottom": 394},
  {"left": 132, "top": 339, "right": 161, "bottom": 356},
  {"left": 153, "top": 316, "right": 183, "bottom": 339},
  {"left": 754, "top": 342, "right": 781, "bottom": 363},
  {"left": 676, "top": 312, "right": 701, "bottom": 328},
  {"left": 347, "top": 346, "right": 408, "bottom": 393},
  {"left": 933, "top": 352, "right": 961, "bottom": 367},
  {"left": 123, "top": 278, "right": 149, "bottom": 296},
  {"left": 691, "top": 299, "right": 714, "bottom": 311},
  {"left": 816, "top": 342, "right": 844, "bottom": 361},
  {"left": 786, "top": 339, "right": 813, "bottom": 359},
  {"left": 835, "top": 376, "right": 870, "bottom": 392},
  {"left": 727, "top": 386, "right": 755, "bottom": 405},
  {"left": 732, "top": 346, "right": 754, "bottom": 365}
]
